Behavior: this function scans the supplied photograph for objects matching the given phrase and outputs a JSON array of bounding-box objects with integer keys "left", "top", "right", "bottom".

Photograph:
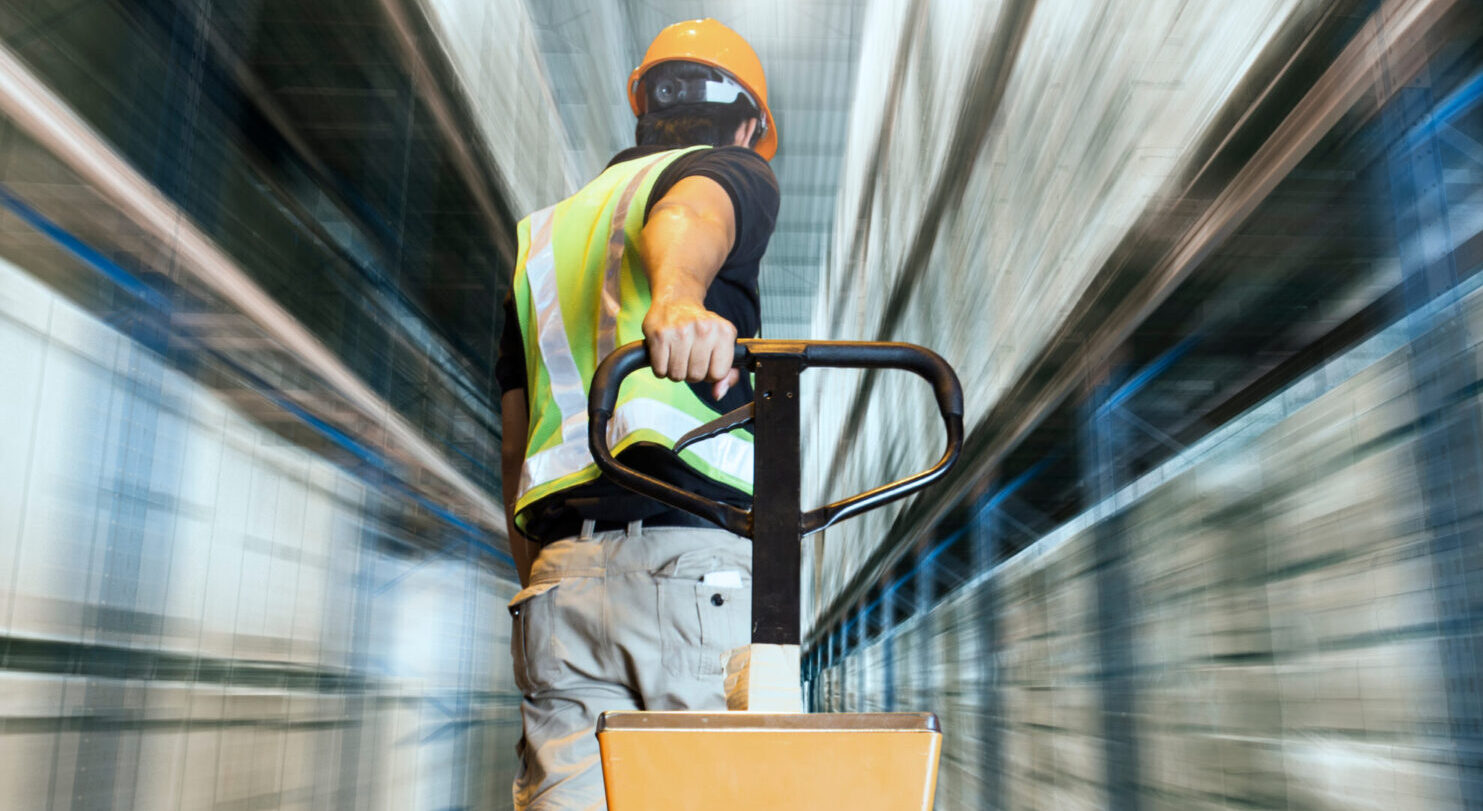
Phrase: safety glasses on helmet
[{"left": 634, "top": 65, "right": 767, "bottom": 139}]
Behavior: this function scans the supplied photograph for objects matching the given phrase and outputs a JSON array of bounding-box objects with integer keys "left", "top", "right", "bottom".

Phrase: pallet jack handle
[
  {"left": 591, "top": 338, "right": 962, "bottom": 647},
  {"left": 589, "top": 339, "right": 964, "bottom": 538},
  {"left": 592, "top": 341, "right": 957, "bottom": 802}
]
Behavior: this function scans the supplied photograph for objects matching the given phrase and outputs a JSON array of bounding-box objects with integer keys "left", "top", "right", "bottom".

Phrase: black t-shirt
[{"left": 496, "top": 145, "right": 779, "bottom": 542}]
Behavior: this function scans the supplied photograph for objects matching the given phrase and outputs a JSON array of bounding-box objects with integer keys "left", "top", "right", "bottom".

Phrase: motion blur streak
[
  {"left": 0, "top": 39, "right": 505, "bottom": 530},
  {"left": 2, "top": 1, "right": 1483, "bottom": 810}
]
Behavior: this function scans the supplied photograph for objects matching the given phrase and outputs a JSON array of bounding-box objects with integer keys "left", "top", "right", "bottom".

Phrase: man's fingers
[
  {"left": 643, "top": 307, "right": 737, "bottom": 384},
  {"left": 685, "top": 338, "right": 710, "bottom": 383},
  {"left": 712, "top": 368, "right": 740, "bottom": 401},
  {"left": 665, "top": 335, "right": 690, "bottom": 381},
  {"left": 707, "top": 340, "right": 733, "bottom": 385},
  {"left": 649, "top": 337, "right": 671, "bottom": 380}
]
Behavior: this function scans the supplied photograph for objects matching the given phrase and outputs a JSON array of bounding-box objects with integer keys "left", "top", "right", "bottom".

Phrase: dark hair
[
  {"left": 633, "top": 62, "right": 760, "bottom": 149},
  {"left": 635, "top": 101, "right": 760, "bottom": 149}
]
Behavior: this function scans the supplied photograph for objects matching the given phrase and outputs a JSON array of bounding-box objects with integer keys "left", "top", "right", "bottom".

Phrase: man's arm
[
  {"left": 638, "top": 175, "right": 743, "bottom": 399},
  {"left": 501, "top": 388, "right": 537, "bottom": 587}
]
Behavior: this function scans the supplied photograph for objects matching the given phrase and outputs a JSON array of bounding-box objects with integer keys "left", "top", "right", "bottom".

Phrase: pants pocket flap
[{"left": 508, "top": 581, "right": 559, "bottom": 615}]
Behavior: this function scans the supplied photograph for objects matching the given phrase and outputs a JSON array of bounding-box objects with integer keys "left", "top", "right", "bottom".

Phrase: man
[{"left": 494, "top": 18, "right": 780, "bottom": 810}]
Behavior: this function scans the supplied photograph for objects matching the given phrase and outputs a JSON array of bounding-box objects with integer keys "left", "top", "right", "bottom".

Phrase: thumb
[{"left": 712, "top": 368, "right": 741, "bottom": 401}]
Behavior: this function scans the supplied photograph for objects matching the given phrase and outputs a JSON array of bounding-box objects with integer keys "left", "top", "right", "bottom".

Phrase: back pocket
[
  {"left": 657, "top": 580, "right": 749, "bottom": 677},
  {"left": 508, "top": 581, "right": 560, "bottom": 693}
]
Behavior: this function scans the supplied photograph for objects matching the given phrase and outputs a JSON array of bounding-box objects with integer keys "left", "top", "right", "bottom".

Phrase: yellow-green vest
[{"left": 512, "top": 146, "right": 754, "bottom": 531}]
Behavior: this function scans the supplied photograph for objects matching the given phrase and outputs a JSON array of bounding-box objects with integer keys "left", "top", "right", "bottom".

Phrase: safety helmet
[{"left": 628, "top": 18, "right": 777, "bottom": 161}]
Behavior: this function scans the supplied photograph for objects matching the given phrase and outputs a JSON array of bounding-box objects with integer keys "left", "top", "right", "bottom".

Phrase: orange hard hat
[{"left": 628, "top": 19, "right": 777, "bottom": 161}]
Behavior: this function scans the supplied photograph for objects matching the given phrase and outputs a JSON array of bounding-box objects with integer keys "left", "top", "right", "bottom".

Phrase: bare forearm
[
  {"left": 638, "top": 175, "right": 741, "bottom": 395},
  {"left": 640, "top": 194, "right": 732, "bottom": 306},
  {"left": 501, "top": 388, "right": 536, "bottom": 587}
]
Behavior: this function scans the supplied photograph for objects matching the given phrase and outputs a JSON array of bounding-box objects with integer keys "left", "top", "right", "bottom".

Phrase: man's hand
[
  {"left": 638, "top": 175, "right": 744, "bottom": 401},
  {"left": 643, "top": 297, "right": 741, "bottom": 400}
]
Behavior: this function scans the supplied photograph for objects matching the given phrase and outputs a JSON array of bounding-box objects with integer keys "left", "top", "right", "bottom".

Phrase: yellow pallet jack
[{"left": 588, "top": 339, "right": 963, "bottom": 810}]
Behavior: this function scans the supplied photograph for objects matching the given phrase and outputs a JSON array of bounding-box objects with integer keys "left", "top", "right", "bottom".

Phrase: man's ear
[{"left": 732, "top": 118, "right": 759, "bottom": 148}]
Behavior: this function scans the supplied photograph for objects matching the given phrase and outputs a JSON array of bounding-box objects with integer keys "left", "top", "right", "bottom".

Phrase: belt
[
  {"left": 586, "top": 511, "right": 718, "bottom": 533},
  {"left": 539, "top": 509, "right": 721, "bottom": 542}
]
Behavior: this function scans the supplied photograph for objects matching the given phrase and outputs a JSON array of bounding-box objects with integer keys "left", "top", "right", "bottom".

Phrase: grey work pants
[{"left": 509, "top": 522, "right": 752, "bottom": 811}]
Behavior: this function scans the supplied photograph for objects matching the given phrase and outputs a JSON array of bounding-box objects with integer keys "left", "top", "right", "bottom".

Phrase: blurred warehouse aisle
[
  {"left": 802, "top": 1, "right": 1483, "bottom": 809},
  {"left": 0, "top": 0, "right": 525, "bottom": 806},
  {"left": 1, "top": 0, "right": 1483, "bottom": 809}
]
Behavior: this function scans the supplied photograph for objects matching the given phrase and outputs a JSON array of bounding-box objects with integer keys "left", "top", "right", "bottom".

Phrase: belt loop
[
  {"left": 579, "top": 519, "right": 596, "bottom": 541},
  {"left": 627, "top": 519, "right": 643, "bottom": 538}
]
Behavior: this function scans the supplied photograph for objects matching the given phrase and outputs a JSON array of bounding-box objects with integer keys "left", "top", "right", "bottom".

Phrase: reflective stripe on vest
[{"left": 512, "top": 147, "right": 754, "bottom": 526}]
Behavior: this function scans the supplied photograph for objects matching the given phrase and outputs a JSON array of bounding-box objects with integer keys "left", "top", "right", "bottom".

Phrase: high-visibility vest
[{"left": 511, "top": 146, "right": 754, "bottom": 531}]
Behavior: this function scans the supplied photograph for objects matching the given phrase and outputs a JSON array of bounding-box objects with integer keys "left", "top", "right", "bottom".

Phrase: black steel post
[{"left": 750, "top": 356, "right": 803, "bottom": 645}]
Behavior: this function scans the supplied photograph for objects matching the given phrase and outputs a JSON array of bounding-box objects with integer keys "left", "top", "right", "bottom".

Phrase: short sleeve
[
  {"left": 647, "top": 146, "right": 780, "bottom": 270},
  {"left": 494, "top": 292, "right": 526, "bottom": 394}
]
